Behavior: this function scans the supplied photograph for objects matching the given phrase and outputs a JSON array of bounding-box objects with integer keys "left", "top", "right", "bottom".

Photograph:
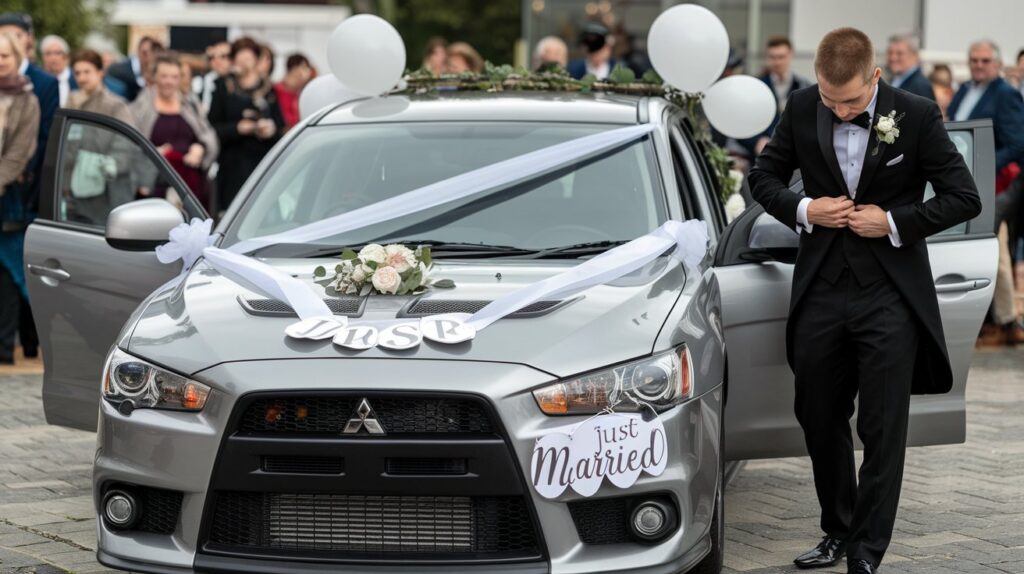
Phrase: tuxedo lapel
[
  {"left": 816, "top": 102, "right": 847, "bottom": 194},
  {"left": 855, "top": 82, "right": 896, "bottom": 200}
]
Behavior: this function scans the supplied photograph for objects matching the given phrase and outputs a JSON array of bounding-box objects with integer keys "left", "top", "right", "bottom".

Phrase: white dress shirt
[
  {"left": 56, "top": 67, "right": 71, "bottom": 107},
  {"left": 796, "top": 84, "right": 902, "bottom": 247}
]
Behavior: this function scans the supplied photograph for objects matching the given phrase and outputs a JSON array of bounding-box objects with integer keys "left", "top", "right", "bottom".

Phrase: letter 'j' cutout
[{"left": 284, "top": 316, "right": 347, "bottom": 340}]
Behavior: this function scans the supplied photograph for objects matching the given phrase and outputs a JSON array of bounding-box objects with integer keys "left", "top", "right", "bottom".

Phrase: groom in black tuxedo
[{"left": 749, "top": 28, "right": 981, "bottom": 574}]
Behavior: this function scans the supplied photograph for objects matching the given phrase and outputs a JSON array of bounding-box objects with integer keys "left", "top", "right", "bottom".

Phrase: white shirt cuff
[
  {"left": 886, "top": 211, "right": 902, "bottom": 247},
  {"left": 796, "top": 197, "right": 813, "bottom": 234}
]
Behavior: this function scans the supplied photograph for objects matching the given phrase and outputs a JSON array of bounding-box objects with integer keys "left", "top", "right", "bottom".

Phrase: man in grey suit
[{"left": 887, "top": 33, "right": 935, "bottom": 101}]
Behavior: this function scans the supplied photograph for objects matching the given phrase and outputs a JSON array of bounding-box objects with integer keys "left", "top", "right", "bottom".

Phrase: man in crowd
[
  {"left": 196, "top": 40, "right": 230, "bottom": 113},
  {"left": 0, "top": 12, "right": 58, "bottom": 359},
  {"left": 886, "top": 33, "right": 935, "bottom": 100},
  {"left": 948, "top": 39, "right": 1024, "bottom": 344},
  {"left": 274, "top": 53, "right": 314, "bottom": 130},
  {"left": 106, "top": 36, "right": 163, "bottom": 102},
  {"left": 533, "top": 36, "right": 568, "bottom": 72},
  {"left": 567, "top": 23, "right": 617, "bottom": 80},
  {"left": 40, "top": 34, "right": 75, "bottom": 106},
  {"left": 756, "top": 36, "right": 811, "bottom": 152}
]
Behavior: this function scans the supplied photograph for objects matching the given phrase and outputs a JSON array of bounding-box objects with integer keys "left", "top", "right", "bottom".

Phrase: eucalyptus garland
[{"left": 400, "top": 63, "right": 736, "bottom": 202}]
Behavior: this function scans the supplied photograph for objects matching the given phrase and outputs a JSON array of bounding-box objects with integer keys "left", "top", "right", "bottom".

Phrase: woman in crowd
[
  {"left": 130, "top": 51, "right": 218, "bottom": 210},
  {"left": 446, "top": 42, "right": 484, "bottom": 74},
  {"left": 422, "top": 37, "right": 447, "bottom": 77},
  {"left": 208, "top": 37, "right": 283, "bottom": 213},
  {"left": 0, "top": 31, "right": 39, "bottom": 363},
  {"left": 67, "top": 49, "right": 133, "bottom": 124}
]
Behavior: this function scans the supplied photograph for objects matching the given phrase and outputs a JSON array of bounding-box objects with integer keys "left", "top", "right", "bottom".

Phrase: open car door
[
  {"left": 715, "top": 120, "right": 999, "bottom": 460},
  {"left": 25, "top": 110, "right": 208, "bottom": 430}
]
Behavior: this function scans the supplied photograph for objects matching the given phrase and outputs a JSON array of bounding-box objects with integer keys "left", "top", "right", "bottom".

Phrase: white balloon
[
  {"left": 298, "top": 74, "right": 361, "bottom": 119},
  {"left": 702, "top": 75, "right": 777, "bottom": 139},
  {"left": 647, "top": 4, "right": 729, "bottom": 93},
  {"left": 327, "top": 14, "right": 406, "bottom": 96}
]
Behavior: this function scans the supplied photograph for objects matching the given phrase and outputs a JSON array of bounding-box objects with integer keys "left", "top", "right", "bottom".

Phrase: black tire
[{"left": 687, "top": 416, "right": 725, "bottom": 574}]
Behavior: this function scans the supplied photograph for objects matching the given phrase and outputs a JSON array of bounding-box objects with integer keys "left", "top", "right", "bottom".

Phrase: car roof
[{"left": 314, "top": 91, "right": 665, "bottom": 126}]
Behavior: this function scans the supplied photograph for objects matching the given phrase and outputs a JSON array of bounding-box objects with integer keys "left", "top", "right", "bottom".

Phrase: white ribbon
[{"left": 153, "top": 123, "right": 709, "bottom": 349}]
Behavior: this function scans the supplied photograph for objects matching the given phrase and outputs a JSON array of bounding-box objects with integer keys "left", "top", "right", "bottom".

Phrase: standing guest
[
  {"left": 0, "top": 13, "right": 56, "bottom": 360},
  {"left": 196, "top": 40, "right": 230, "bottom": 113},
  {"left": 274, "top": 53, "right": 313, "bottom": 130},
  {"left": 130, "top": 52, "right": 218, "bottom": 211},
  {"left": 422, "top": 37, "right": 447, "bottom": 77},
  {"left": 207, "top": 37, "right": 283, "bottom": 213},
  {"left": 0, "top": 31, "right": 39, "bottom": 364},
  {"left": 749, "top": 27, "right": 980, "bottom": 574},
  {"left": 99, "top": 49, "right": 128, "bottom": 98},
  {"left": 886, "top": 33, "right": 935, "bottom": 100},
  {"left": 947, "top": 39, "right": 1024, "bottom": 344},
  {"left": 928, "top": 64, "right": 955, "bottom": 119},
  {"left": 567, "top": 23, "right": 617, "bottom": 80},
  {"left": 755, "top": 36, "right": 812, "bottom": 153},
  {"left": 67, "top": 49, "right": 133, "bottom": 124},
  {"left": 445, "top": 42, "right": 484, "bottom": 74},
  {"left": 106, "top": 36, "right": 163, "bottom": 102},
  {"left": 533, "top": 36, "right": 568, "bottom": 72},
  {"left": 40, "top": 35, "right": 75, "bottom": 106}
]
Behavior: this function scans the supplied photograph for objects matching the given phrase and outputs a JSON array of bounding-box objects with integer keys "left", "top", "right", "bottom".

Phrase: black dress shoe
[
  {"left": 848, "top": 558, "right": 876, "bottom": 573},
  {"left": 794, "top": 536, "right": 846, "bottom": 569}
]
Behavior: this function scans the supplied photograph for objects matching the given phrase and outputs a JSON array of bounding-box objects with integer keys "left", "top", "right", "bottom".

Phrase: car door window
[
  {"left": 924, "top": 129, "right": 974, "bottom": 237},
  {"left": 56, "top": 120, "right": 184, "bottom": 229}
]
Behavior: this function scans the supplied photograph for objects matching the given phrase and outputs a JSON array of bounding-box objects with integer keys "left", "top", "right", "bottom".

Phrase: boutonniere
[{"left": 872, "top": 110, "right": 905, "bottom": 156}]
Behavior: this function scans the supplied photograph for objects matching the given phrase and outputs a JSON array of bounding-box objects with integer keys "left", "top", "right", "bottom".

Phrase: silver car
[{"left": 26, "top": 93, "right": 997, "bottom": 574}]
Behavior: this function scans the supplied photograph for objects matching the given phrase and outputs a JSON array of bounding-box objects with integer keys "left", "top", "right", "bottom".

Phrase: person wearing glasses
[{"left": 947, "top": 39, "right": 1024, "bottom": 345}]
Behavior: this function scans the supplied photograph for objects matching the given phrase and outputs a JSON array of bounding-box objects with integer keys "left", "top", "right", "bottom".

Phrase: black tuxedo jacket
[{"left": 748, "top": 81, "right": 981, "bottom": 394}]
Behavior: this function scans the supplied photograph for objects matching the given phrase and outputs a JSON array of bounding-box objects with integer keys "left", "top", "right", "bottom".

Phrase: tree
[
  {"left": 335, "top": 0, "right": 521, "bottom": 68},
  {"left": 0, "top": 0, "right": 114, "bottom": 52}
]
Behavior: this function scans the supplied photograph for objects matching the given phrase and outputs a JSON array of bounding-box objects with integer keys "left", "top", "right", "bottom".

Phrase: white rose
[
  {"left": 358, "top": 244, "right": 386, "bottom": 265},
  {"left": 383, "top": 244, "right": 416, "bottom": 273},
  {"left": 351, "top": 265, "right": 367, "bottom": 283},
  {"left": 371, "top": 265, "right": 402, "bottom": 294},
  {"left": 724, "top": 193, "right": 746, "bottom": 223},
  {"left": 877, "top": 116, "right": 895, "bottom": 132}
]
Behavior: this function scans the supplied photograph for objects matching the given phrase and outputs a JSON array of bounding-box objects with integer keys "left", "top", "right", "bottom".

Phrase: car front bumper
[{"left": 94, "top": 358, "right": 722, "bottom": 574}]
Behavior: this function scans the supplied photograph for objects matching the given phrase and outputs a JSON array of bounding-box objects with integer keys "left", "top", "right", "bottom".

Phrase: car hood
[{"left": 127, "top": 256, "right": 689, "bottom": 379}]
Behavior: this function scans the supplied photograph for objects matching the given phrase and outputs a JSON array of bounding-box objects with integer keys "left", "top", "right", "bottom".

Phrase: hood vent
[
  {"left": 238, "top": 296, "right": 366, "bottom": 317},
  {"left": 401, "top": 297, "right": 574, "bottom": 318}
]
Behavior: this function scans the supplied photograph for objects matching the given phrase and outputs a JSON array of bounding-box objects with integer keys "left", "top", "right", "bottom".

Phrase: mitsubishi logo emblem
[{"left": 343, "top": 399, "right": 385, "bottom": 435}]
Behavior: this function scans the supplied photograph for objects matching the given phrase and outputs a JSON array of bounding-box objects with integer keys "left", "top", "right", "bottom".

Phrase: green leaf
[
  {"left": 433, "top": 279, "right": 456, "bottom": 289},
  {"left": 608, "top": 64, "right": 636, "bottom": 85},
  {"left": 642, "top": 69, "right": 663, "bottom": 84},
  {"left": 365, "top": 260, "right": 378, "bottom": 271},
  {"left": 420, "top": 246, "right": 432, "bottom": 267},
  {"left": 580, "top": 73, "right": 597, "bottom": 87},
  {"left": 340, "top": 249, "right": 358, "bottom": 261},
  {"left": 313, "top": 266, "right": 326, "bottom": 277}
]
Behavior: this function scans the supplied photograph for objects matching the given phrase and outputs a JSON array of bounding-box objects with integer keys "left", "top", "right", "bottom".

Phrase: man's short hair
[
  {"left": 0, "top": 13, "right": 31, "bottom": 33},
  {"left": 72, "top": 48, "right": 103, "bottom": 70},
  {"left": 815, "top": 27, "right": 875, "bottom": 86},
  {"left": 230, "top": 37, "right": 261, "bottom": 60},
  {"left": 970, "top": 39, "right": 1002, "bottom": 61},
  {"left": 41, "top": 35, "right": 69, "bottom": 55},
  {"left": 888, "top": 32, "right": 920, "bottom": 54},
  {"left": 138, "top": 35, "right": 164, "bottom": 52},
  {"left": 766, "top": 36, "right": 792, "bottom": 51},
  {"left": 285, "top": 53, "right": 309, "bottom": 72}
]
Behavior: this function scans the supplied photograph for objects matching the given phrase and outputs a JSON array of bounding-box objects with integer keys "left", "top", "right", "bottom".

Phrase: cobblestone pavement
[{"left": 0, "top": 349, "right": 1020, "bottom": 573}]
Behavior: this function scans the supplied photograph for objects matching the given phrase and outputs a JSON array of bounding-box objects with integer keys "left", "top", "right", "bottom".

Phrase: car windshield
[{"left": 226, "top": 122, "right": 667, "bottom": 255}]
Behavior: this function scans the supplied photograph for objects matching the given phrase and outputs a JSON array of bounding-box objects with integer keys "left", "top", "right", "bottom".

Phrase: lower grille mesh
[{"left": 207, "top": 492, "right": 538, "bottom": 556}]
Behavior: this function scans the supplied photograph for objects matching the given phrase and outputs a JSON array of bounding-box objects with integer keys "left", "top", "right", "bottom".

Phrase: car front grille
[
  {"left": 237, "top": 396, "right": 494, "bottom": 436},
  {"left": 207, "top": 492, "right": 538, "bottom": 557}
]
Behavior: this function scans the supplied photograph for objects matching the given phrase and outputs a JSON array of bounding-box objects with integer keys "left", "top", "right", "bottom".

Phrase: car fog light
[
  {"left": 629, "top": 499, "right": 677, "bottom": 542},
  {"left": 103, "top": 490, "right": 139, "bottom": 529}
]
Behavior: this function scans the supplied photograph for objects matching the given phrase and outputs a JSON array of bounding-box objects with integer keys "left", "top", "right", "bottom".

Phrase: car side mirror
[
  {"left": 105, "top": 199, "right": 185, "bottom": 251},
  {"left": 741, "top": 212, "right": 799, "bottom": 264}
]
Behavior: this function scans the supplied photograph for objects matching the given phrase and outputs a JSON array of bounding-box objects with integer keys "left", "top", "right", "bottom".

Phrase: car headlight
[
  {"left": 103, "top": 348, "right": 210, "bottom": 411},
  {"left": 533, "top": 346, "right": 692, "bottom": 415}
]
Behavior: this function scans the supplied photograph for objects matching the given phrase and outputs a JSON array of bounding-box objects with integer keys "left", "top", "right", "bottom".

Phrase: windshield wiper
[{"left": 524, "top": 240, "right": 632, "bottom": 259}]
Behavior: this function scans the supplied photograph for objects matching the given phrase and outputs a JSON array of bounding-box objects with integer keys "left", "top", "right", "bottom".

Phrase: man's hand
[
  {"left": 848, "top": 204, "right": 891, "bottom": 238},
  {"left": 806, "top": 196, "right": 854, "bottom": 228}
]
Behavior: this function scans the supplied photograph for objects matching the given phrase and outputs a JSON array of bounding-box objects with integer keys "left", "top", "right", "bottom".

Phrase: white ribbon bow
[{"left": 155, "top": 217, "right": 217, "bottom": 273}]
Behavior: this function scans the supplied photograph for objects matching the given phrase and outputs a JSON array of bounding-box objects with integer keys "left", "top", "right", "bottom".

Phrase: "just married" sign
[{"left": 530, "top": 413, "right": 668, "bottom": 499}]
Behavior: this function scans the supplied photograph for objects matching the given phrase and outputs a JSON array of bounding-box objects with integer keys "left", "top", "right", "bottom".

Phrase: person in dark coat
[
  {"left": 755, "top": 36, "right": 812, "bottom": 153},
  {"left": 886, "top": 33, "right": 935, "bottom": 101},
  {"left": 105, "top": 36, "right": 163, "bottom": 102},
  {"left": 566, "top": 23, "right": 618, "bottom": 80},
  {"left": 207, "top": 37, "right": 284, "bottom": 214},
  {"left": 749, "top": 28, "right": 980, "bottom": 574}
]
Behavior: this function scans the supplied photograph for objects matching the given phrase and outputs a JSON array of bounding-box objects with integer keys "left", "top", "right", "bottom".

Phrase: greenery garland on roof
[{"left": 399, "top": 63, "right": 737, "bottom": 203}]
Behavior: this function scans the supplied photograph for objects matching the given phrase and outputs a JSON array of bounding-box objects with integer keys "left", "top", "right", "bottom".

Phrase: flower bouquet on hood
[{"left": 313, "top": 243, "right": 455, "bottom": 296}]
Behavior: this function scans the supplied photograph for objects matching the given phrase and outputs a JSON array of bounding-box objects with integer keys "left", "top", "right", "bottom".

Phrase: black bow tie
[{"left": 833, "top": 111, "right": 872, "bottom": 129}]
